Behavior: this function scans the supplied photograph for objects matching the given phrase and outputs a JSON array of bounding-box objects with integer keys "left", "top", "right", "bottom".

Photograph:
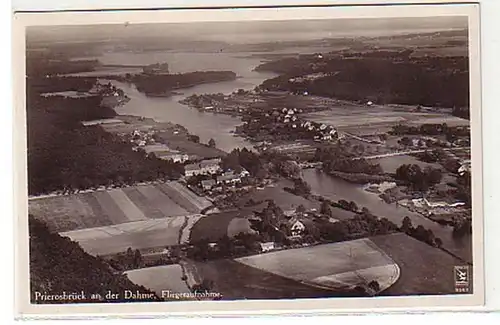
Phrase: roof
[
  {"left": 200, "top": 158, "right": 221, "bottom": 168},
  {"left": 217, "top": 174, "right": 241, "bottom": 182},
  {"left": 185, "top": 163, "right": 201, "bottom": 171},
  {"left": 201, "top": 179, "right": 216, "bottom": 187}
]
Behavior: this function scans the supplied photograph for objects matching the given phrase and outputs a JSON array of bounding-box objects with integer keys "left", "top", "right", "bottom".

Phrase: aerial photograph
[{"left": 26, "top": 16, "right": 474, "bottom": 303}]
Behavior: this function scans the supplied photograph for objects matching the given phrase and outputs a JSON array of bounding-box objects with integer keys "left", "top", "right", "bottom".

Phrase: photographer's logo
[{"left": 454, "top": 266, "right": 470, "bottom": 293}]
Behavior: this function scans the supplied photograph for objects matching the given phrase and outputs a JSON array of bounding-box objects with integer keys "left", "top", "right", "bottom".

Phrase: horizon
[{"left": 27, "top": 16, "right": 468, "bottom": 46}]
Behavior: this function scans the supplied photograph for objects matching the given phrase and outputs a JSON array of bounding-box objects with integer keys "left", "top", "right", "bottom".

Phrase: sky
[{"left": 27, "top": 16, "right": 468, "bottom": 45}]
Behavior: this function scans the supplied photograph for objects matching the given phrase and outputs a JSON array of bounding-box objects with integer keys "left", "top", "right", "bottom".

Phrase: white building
[{"left": 260, "top": 242, "right": 275, "bottom": 252}]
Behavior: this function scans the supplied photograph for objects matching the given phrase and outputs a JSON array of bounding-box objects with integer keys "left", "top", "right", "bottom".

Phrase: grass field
[
  {"left": 125, "top": 264, "right": 190, "bottom": 296},
  {"left": 303, "top": 105, "right": 469, "bottom": 135},
  {"left": 60, "top": 214, "right": 203, "bottom": 256},
  {"left": 235, "top": 238, "right": 399, "bottom": 292},
  {"left": 236, "top": 181, "right": 319, "bottom": 212},
  {"left": 190, "top": 211, "right": 246, "bottom": 242},
  {"left": 374, "top": 155, "right": 441, "bottom": 174},
  {"left": 370, "top": 233, "right": 468, "bottom": 295},
  {"left": 193, "top": 259, "right": 348, "bottom": 300},
  {"left": 29, "top": 182, "right": 208, "bottom": 233}
]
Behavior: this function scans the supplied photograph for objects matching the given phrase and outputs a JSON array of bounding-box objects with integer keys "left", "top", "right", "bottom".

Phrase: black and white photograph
[{"left": 13, "top": 3, "right": 484, "bottom": 316}]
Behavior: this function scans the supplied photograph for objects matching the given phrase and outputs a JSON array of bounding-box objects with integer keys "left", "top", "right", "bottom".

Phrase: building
[
  {"left": 216, "top": 172, "right": 242, "bottom": 185},
  {"left": 200, "top": 159, "right": 222, "bottom": 174},
  {"left": 259, "top": 242, "right": 275, "bottom": 252},
  {"left": 201, "top": 179, "right": 216, "bottom": 191},
  {"left": 158, "top": 153, "right": 189, "bottom": 163},
  {"left": 184, "top": 158, "right": 222, "bottom": 177},
  {"left": 288, "top": 218, "right": 306, "bottom": 237},
  {"left": 458, "top": 160, "right": 471, "bottom": 175}
]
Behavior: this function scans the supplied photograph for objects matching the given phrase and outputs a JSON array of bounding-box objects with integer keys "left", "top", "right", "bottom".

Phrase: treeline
[
  {"left": 395, "top": 164, "right": 443, "bottom": 192},
  {"left": 390, "top": 123, "right": 469, "bottom": 138},
  {"left": 29, "top": 216, "right": 159, "bottom": 304},
  {"left": 26, "top": 58, "right": 100, "bottom": 77},
  {"left": 257, "top": 54, "right": 469, "bottom": 108},
  {"left": 117, "top": 71, "right": 237, "bottom": 96},
  {"left": 27, "top": 82, "right": 183, "bottom": 195},
  {"left": 28, "top": 76, "right": 96, "bottom": 93}
]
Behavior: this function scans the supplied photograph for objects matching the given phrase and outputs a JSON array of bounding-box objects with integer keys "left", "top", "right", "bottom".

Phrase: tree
[
  {"left": 399, "top": 137, "right": 411, "bottom": 146},
  {"left": 208, "top": 138, "right": 216, "bottom": 148},
  {"left": 368, "top": 280, "right": 381, "bottom": 293},
  {"left": 188, "top": 135, "right": 200, "bottom": 143},
  {"left": 401, "top": 216, "right": 413, "bottom": 233},
  {"left": 320, "top": 201, "right": 333, "bottom": 218},
  {"left": 295, "top": 204, "right": 307, "bottom": 215},
  {"left": 133, "top": 249, "right": 143, "bottom": 268}
]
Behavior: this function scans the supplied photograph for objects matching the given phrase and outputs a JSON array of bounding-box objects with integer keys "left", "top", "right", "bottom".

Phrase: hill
[{"left": 29, "top": 215, "right": 159, "bottom": 304}]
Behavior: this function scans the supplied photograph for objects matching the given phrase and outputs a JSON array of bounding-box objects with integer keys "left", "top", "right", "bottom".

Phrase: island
[{"left": 113, "top": 71, "right": 237, "bottom": 97}]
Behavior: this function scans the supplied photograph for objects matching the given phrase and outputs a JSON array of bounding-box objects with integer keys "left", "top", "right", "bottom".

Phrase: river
[
  {"left": 92, "top": 51, "right": 277, "bottom": 152},
  {"left": 301, "top": 168, "right": 472, "bottom": 262}
]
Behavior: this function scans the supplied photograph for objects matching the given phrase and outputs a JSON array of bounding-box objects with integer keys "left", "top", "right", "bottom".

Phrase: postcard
[{"left": 13, "top": 1, "right": 484, "bottom": 318}]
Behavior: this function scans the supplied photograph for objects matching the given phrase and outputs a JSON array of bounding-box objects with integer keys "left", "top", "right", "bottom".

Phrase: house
[
  {"left": 201, "top": 179, "right": 216, "bottom": 191},
  {"left": 216, "top": 173, "right": 241, "bottom": 185},
  {"left": 157, "top": 153, "right": 189, "bottom": 163},
  {"left": 458, "top": 160, "right": 471, "bottom": 175},
  {"left": 285, "top": 218, "right": 306, "bottom": 237},
  {"left": 184, "top": 158, "right": 222, "bottom": 177},
  {"left": 184, "top": 163, "right": 202, "bottom": 177},
  {"left": 200, "top": 158, "right": 222, "bottom": 174},
  {"left": 239, "top": 169, "right": 250, "bottom": 178},
  {"left": 260, "top": 242, "right": 275, "bottom": 252}
]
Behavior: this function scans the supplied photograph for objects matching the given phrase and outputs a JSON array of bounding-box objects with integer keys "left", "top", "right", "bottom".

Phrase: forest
[
  {"left": 27, "top": 80, "right": 183, "bottom": 195},
  {"left": 256, "top": 52, "right": 469, "bottom": 109},
  {"left": 29, "top": 216, "right": 159, "bottom": 303}
]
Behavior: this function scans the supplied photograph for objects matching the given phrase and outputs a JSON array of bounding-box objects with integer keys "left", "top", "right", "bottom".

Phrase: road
[{"left": 353, "top": 147, "right": 469, "bottom": 160}]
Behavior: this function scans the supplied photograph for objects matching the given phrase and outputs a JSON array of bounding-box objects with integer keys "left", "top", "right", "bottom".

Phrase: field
[
  {"left": 303, "top": 105, "right": 469, "bottom": 136},
  {"left": 370, "top": 233, "right": 468, "bottom": 295},
  {"left": 236, "top": 181, "right": 319, "bottom": 212},
  {"left": 192, "top": 259, "right": 347, "bottom": 300},
  {"left": 29, "top": 182, "right": 210, "bottom": 233},
  {"left": 189, "top": 211, "right": 257, "bottom": 242},
  {"left": 374, "top": 155, "right": 442, "bottom": 174},
  {"left": 236, "top": 238, "right": 399, "bottom": 292},
  {"left": 60, "top": 214, "right": 203, "bottom": 256},
  {"left": 125, "top": 264, "right": 190, "bottom": 296}
]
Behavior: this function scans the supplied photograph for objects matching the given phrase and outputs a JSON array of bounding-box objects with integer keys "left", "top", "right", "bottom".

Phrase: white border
[{"left": 11, "top": 1, "right": 490, "bottom": 319}]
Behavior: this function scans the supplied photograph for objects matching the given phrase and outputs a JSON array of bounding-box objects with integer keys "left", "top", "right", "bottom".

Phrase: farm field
[
  {"left": 370, "top": 233, "right": 467, "bottom": 295},
  {"left": 303, "top": 105, "right": 468, "bottom": 132},
  {"left": 125, "top": 264, "right": 190, "bottom": 296},
  {"left": 192, "top": 259, "right": 349, "bottom": 300},
  {"left": 29, "top": 182, "right": 207, "bottom": 233},
  {"left": 60, "top": 214, "right": 203, "bottom": 256},
  {"left": 236, "top": 238, "right": 400, "bottom": 292}
]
